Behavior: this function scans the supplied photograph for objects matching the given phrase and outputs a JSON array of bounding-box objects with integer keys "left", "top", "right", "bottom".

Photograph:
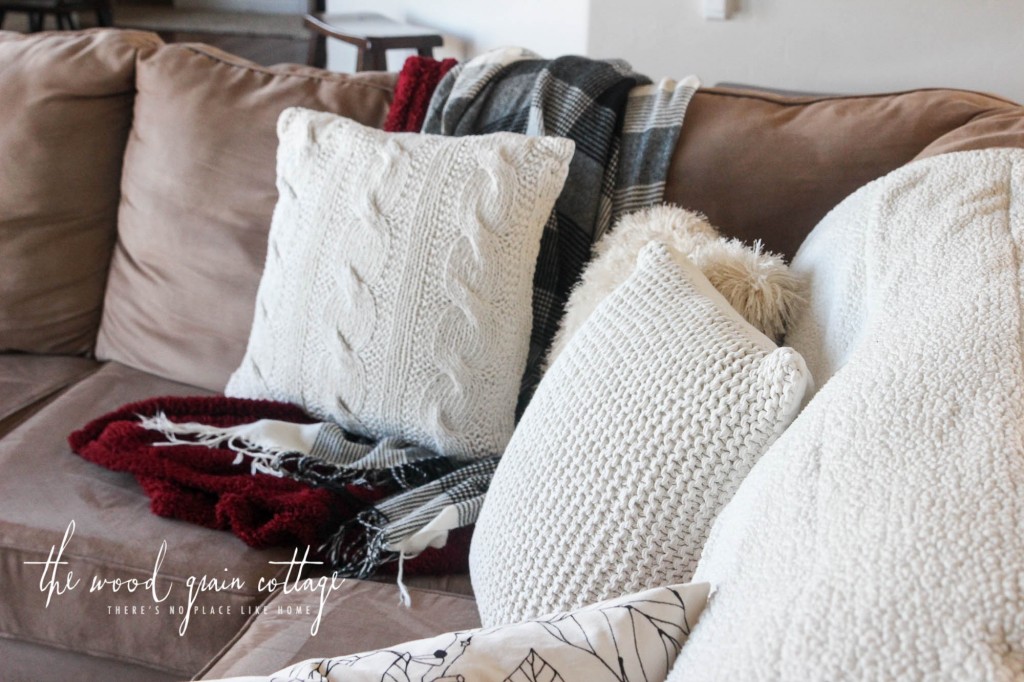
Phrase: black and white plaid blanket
[
  {"left": 424, "top": 47, "right": 700, "bottom": 410},
  {"left": 141, "top": 52, "right": 698, "bottom": 600}
]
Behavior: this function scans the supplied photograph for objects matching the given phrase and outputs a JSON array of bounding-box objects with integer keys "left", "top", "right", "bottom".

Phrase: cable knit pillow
[
  {"left": 226, "top": 108, "right": 573, "bottom": 459},
  {"left": 208, "top": 582, "right": 709, "bottom": 682},
  {"left": 470, "top": 242, "right": 811, "bottom": 626}
]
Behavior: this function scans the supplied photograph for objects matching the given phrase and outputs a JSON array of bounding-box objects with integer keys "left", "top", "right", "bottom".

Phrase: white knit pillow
[
  {"left": 470, "top": 241, "right": 811, "bottom": 627},
  {"left": 227, "top": 108, "right": 573, "bottom": 459}
]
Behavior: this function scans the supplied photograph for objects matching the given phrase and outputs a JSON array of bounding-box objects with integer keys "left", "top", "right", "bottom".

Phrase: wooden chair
[
  {"left": 0, "top": 0, "right": 112, "bottom": 32},
  {"left": 303, "top": 3, "right": 443, "bottom": 71}
]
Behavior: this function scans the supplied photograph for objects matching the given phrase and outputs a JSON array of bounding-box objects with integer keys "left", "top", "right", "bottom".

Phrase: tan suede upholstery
[
  {"left": 0, "top": 362, "right": 294, "bottom": 677},
  {"left": 377, "top": 572, "right": 475, "bottom": 597},
  {"left": 0, "top": 354, "right": 99, "bottom": 437},
  {"left": 915, "top": 104, "right": 1024, "bottom": 160},
  {"left": 664, "top": 87, "right": 1024, "bottom": 260},
  {"left": 96, "top": 44, "right": 397, "bottom": 392},
  {"left": 0, "top": 30, "right": 161, "bottom": 355},
  {"left": 197, "top": 580, "right": 481, "bottom": 680},
  {"left": 0, "top": 637, "right": 179, "bottom": 682}
]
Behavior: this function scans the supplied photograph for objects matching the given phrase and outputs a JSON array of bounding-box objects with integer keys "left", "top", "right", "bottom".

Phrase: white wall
[
  {"left": 325, "top": 0, "right": 589, "bottom": 71},
  {"left": 588, "top": 0, "right": 1024, "bottom": 102},
  {"left": 181, "top": 0, "right": 1024, "bottom": 103}
]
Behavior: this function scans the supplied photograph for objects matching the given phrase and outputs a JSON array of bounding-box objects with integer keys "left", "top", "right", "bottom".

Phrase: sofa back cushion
[
  {"left": 95, "top": 44, "right": 395, "bottom": 391},
  {"left": 665, "top": 87, "right": 1024, "bottom": 260},
  {"left": 0, "top": 29, "right": 161, "bottom": 355}
]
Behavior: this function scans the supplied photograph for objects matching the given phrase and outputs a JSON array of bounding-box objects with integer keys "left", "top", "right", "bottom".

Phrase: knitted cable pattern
[
  {"left": 327, "top": 137, "right": 405, "bottom": 430},
  {"left": 422, "top": 146, "right": 519, "bottom": 452},
  {"left": 470, "top": 242, "right": 810, "bottom": 627},
  {"left": 227, "top": 109, "right": 574, "bottom": 460}
]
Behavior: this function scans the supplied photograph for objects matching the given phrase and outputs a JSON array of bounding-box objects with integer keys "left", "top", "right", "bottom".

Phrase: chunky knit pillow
[
  {"left": 227, "top": 108, "right": 573, "bottom": 459},
  {"left": 470, "top": 241, "right": 811, "bottom": 626}
]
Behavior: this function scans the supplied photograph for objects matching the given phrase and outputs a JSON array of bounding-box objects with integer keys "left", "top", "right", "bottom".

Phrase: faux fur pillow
[
  {"left": 227, "top": 108, "right": 573, "bottom": 460},
  {"left": 546, "top": 204, "right": 805, "bottom": 368}
]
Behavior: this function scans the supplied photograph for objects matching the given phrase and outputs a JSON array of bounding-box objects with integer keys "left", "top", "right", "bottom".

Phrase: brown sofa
[{"left": 1, "top": 28, "right": 1022, "bottom": 681}]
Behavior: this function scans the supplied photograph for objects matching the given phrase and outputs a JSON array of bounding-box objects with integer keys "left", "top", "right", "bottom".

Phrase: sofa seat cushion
[
  {"left": 197, "top": 579, "right": 481, "bottom": 679},
  {"left": 0, "top": 29, "right": 161, "bottom": 355},
  {"left": 96, "top": 43, "right": 397, "bottom": 392},
  {"left": 0, "top": 354, "right": 98, "bottom": 436},
  {"left": 0, "top": 637, "right": 180, "bottom": 682},
  {"left": 373, "top": 571, "right": 474, "bottom": 597},
  {"left": 0, "top": 361, "right": 296, "bottom": 677}
]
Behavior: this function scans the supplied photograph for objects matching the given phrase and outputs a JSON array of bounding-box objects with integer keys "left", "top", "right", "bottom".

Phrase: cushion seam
[{"left": 700, "top": 85, "right": 1021, "bottom": 108}]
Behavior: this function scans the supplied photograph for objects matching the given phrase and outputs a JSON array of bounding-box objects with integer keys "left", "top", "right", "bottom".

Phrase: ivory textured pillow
[
  {"left": 209, "top": 582, "right": 709, "bottom": 682},
  {"left": 669, "top": 150, "right": 1024, "bottom": 680},
  {"left": 227, "top": 108, "right": 573, "bottom": 459},
  {"left": 471, "top": 242, "right": 810, "bottom": 626}
]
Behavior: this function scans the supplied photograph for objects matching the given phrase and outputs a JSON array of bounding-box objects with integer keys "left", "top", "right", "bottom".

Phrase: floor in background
[
  {"left": 115, "top": 7, "right": 307, "bottom": 39},
  {"left": 0, "top": 6, "right": 310, "bottom": 67},
  {"left": 154, "top": 30, "right": 308, "bottom": 65}
]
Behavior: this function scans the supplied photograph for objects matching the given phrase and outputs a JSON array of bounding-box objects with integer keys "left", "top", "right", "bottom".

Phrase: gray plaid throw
[
  {"left": 424, "top": 47, "right": 700, "bottom": 410},
  {"left": 141, "top": 414, "right": 497, "bottom": 589}
]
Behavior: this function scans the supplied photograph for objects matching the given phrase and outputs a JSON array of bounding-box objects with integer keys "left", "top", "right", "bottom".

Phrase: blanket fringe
[
  {"left": 139, "top": 413, "right": 288, "bottom": 476},
  {"left": 321, "top": 508, "right": 393, "bottom": 579},
  {"left": 396, "top": 552, "right": 412, "bottom": 608},
  {"left": 136, "top": 410, "right": 472, "bottom": 587}
]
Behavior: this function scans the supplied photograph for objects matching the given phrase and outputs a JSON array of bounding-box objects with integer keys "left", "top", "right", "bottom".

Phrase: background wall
[
  {"left": 329, "top": 0, "right": 1023, "bottom": 101},
  {"left": 587, "top": 0, "right": 1024, "bottom": 101},
  {"left": 191, "top": 0, "right": 1024, "bottom": 102},
  {"left": 323, "top": 0, "right": 590, "bottom": 72}
]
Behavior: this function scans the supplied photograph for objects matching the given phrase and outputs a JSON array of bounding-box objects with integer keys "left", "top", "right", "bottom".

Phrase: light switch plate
[{"left": 703, "top": 0, "right": 730, "bottom": 20}]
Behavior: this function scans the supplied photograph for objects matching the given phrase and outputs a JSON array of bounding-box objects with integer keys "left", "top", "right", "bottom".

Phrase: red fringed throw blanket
[
  {"left": 383, "top": 55, "right": 459, "bottom": 132},
  {"left": 69, "top": 396, "right": 474, "bottom": 580}
]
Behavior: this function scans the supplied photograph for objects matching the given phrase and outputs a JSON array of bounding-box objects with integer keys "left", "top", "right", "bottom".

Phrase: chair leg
[
  {"left": 28, "top": 12, "right": 44, "bottom": 32},
  {"left": 95, "top": 0, "right": 113, "bottom": 27},
  {"left": 360, "top": 45, "right": 388, "bottom": 71},
  {"left": 0, "top": 11, "right": 6, "bottom": 29},
  {"left": 307, "top": 32, "right": 326, "bottom": 68}
]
